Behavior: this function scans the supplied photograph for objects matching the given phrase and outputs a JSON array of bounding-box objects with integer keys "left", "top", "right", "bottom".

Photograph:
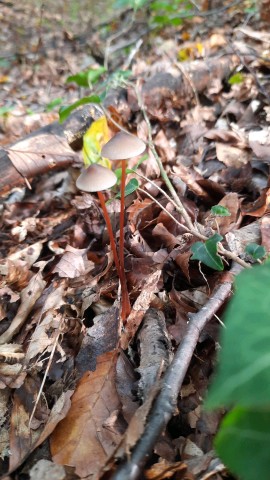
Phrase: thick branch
[{"left": 111, "top": 263, "right": 242, "bottom": 480}]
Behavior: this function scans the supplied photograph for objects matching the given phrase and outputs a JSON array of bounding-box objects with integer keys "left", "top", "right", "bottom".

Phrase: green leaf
[
  {"left": 191, "top": 233, "right": 224, "bottom": 271},
  {"left": 211, "top": 205, "right": 231, "bottom": 217},
  {"left": 245, "top": 243, "right": 266, "bottom": 261},
  {"left": 116, "top": 178, "right": 139, "bottom": 198},
  {"left": 206, "top": 262, "right": 270, "bottom": 409},
  {"left": 215, "top": 406, "right": 270, "bottom": 480},
  {"left": 228, "top": 72, "right": 244, "bottom": 85},
  {"left": 66, "top": 67, "right": 106, "bottom": 87},
  {"left": 45, "top": 97, "right": 63, "bottom": 112},
  {"left": 58, "top": 95, "right": 101, "bottom": 123}
]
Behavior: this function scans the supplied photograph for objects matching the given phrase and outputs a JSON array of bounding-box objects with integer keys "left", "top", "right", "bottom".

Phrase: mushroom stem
[
  {"left": 119, "top": 159, "right": 131, "bottom": 320},
  {"left": 97, "top": 190, "right": 121, "bottom": 281}
]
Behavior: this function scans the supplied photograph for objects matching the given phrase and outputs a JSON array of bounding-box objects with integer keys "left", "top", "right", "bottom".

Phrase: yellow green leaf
[{"left": 82, "top": 116, "right": 111, "bottom": 168}]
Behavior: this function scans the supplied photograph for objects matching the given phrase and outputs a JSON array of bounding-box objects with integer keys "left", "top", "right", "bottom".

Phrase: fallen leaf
[
  {"left": 0, "top": 272, "right": 46, "bottom": 344},
  {"left": 51, "top": 351, "right": 121, "bottom": 478}
]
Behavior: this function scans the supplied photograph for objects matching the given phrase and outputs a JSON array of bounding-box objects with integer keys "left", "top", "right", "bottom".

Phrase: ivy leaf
[
  {"left": 245, "top": 243, "right": 266, "bottom": 261},
  {"left": 228, "top": 72, "right": 244, "bottom": 85},
  {"left": 215, "top": 406, "right": 270, "bottom": 480},
  {"left": 206, "top": 262, "right": 270, "bottom": 408},
  {"left": 59, "top": 95, "right": 101, "bottom": 123},
  {"left": 116, "top": 178, "right": 139, "bottom": 198},
  {"left": 211, "top": 205, "right": 231, "bottom": 217},
  {"left": 191, "top": 233, "right": 224, "bottom": 271},
  {"left": 66, "top": 67, "right": 106, "bottom": 87}
]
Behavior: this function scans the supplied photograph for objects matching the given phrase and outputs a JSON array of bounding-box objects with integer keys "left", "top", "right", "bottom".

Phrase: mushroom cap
[
  {"left": 101, "top": 131, "right": 146, "bottom": 160},
  {"left": 76, "top": 164, "right": 117, "bottom": 192}
]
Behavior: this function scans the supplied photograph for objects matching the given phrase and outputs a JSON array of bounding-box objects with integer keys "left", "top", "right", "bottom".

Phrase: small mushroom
[
  {"left": 76, "top": 164, "right": 121, "bottom": 283},
  {"left": 101, "top": 132, "right": 146, "bottom": 320}
]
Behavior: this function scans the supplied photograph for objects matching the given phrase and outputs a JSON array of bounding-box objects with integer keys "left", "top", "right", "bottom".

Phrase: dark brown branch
[{"left": 111, "top": 263, "right": 242, "bottom": 480}]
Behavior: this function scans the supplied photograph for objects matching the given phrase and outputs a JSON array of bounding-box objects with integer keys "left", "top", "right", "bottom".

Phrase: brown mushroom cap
[
  {"left": 76, "top": 164, "right": 117, "bottom": 192},
  {"left": 101, "top": 132, "right": 146, "bottom": 160}
]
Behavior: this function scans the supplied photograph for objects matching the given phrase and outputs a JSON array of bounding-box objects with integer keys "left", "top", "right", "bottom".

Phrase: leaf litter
[{"left": 0, "top": 1, "right": 270, "bottom": 479}]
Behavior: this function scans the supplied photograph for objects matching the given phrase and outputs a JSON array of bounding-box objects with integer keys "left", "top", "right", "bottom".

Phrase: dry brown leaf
[
  {"left": 7, "top": 132, "right": 77, "bottom": 185},
  {"left": 51, "top": 351, "right": 121, "bottom": 479},
  {"left": 205, "top": 192, "right": 241, "bottom": 235},
  {"left": 120, "top": 269, "right": 162, "bottom": 349},
  {"left": 53, "top": 245, "right": 93, "bottom": 278},
  {"left": 241, "top": 188, "right": 270, "bottom": 217},
  {"left": 144, "top": 459, "right": 187, "bottom": 480},
  {"left": 215, "top": 142, "right": 250, "bottom": 168},
  {"left": 8, "top": 388, "right": 73, "bottom": 473},
  {"left": 9, "top": 377, "right": 44, "bottom": 472}
]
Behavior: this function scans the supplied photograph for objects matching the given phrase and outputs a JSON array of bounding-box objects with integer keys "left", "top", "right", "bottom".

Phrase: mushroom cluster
[{"left": 76, "top": 131, "right": 146, "bottom": 322}]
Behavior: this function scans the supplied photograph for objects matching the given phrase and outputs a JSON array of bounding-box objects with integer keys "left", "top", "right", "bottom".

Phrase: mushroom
[
  {"left": 76, "top": 164, "right": 121, "bottom": 287},
  {"left": 101, "top": 132, "right": 146, "bottom": 320}
]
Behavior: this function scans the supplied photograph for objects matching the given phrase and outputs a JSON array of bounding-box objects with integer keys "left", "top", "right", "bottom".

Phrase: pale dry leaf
[
  {"left": 0, "top": 272, "right": 46, "bottom": 345},
  {"left": 0, "top": 344, "right": 24, "bottom": 362},
  {"left": 8, "top": 242, "right": 43, "bottom": 268},
  {"left": 53, "top": 245, "right": 93, "bottom": 278},
  {"left": 215, "top": 142, "right": 250, "bottom": 168},
  {"left": 25, "top": 312, "right": 63, "bottom": 363},
  {"left": 29, "top": 459, "right": 66, "bottom": 480},
  {"left": 51, "top": 351, "right": 121, "bottom": 479},
  {"left": 0, "top": 363, "right": 26, "bottom": 389}
]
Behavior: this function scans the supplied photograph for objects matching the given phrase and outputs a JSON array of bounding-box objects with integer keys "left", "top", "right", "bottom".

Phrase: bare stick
[
  {"left": 135, "top": 83, "right": 196, "bottom": 234},
  {"left": 111, "top": 263, "right": 242, "bottom": 480}
]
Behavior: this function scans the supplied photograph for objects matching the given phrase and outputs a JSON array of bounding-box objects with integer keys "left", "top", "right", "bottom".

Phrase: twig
[
  {"left": 104, "top": 9, "right": 136, "bottom": 70},
  {"left": 135, "top": 83, "right": 196, "bottom": 233},
  {"left": 133, "top": 84, "right": 251, "bottom": 269},
  {"left": 137, "top": 187, "right": 193, "bottom": 235},
  {"left": 29, "top": 315, "right": 65, "bottom": 427},
  {"left": 111, "top": 263, "right": 242, "bottom": 480}
]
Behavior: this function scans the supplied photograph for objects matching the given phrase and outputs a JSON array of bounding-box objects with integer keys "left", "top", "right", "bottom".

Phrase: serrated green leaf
[
  {"left": 245, "top": 243, "right": 266, "bottom": 261},
  {"left": 215, "top": 406, "right": 270, "bottom": 480},
  {"left": 206, "top": 262, "right": 270, "bottom": 409},
  {"left": 191, "top": 233, "right": 224, "bottom": 271},
  {"left": 59, "top": 95, "right": 101, "bottom": 123},
  {"left": 211, "top": 205, "right": 231, "bottom": 217}
]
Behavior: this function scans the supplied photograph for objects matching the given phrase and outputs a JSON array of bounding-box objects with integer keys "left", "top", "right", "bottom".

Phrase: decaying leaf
[
  {"left": 0, "top": 272, "right": 46, "bottom": 344},
  {"left": 51, "top": 351, "right": 121, "bottom": 478}
]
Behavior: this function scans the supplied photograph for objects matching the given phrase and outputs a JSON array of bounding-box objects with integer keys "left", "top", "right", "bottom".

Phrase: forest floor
[{"left": 0, "top": 1, "right": 270, "bottom": 479}]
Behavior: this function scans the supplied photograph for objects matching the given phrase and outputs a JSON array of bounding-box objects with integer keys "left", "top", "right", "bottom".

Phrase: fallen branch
[{"left": 111, "top": 262, "right": 242, "bottom": 480}]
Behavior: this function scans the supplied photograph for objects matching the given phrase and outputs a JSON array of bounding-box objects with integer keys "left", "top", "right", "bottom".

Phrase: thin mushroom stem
[
  {"left": 97, "top": 191, "right": 122, "bottom": 280},
  {"left": 119, "top": 159, "right": 131, "bottom": 320}
]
